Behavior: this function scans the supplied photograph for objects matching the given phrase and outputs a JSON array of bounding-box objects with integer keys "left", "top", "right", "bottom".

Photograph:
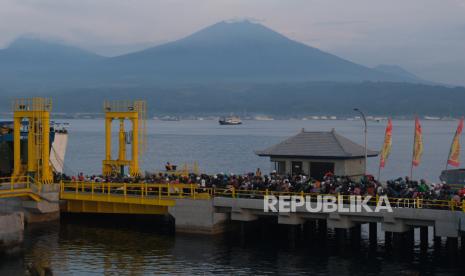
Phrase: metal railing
[
  {"left": 213, "top": 187, "right": 465, "bottom": 212},
  {"left": 59, "top": 182, "right": 465, "bottom": 212},
  {"left": 0, "top": 176, "right": 41, "bottom": 200},
  {"left": 60, "top": 181, "right": 212, "bottom": 205}
]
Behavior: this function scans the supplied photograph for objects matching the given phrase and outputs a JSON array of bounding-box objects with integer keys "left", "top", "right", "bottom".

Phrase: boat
[
  {"left": 424, "top": 116, "right": 441, "bottom": 120},
  {"left": 0, "top": 121, "right": 69, "bottom": 176},
  {"left": 254, "top": 116, "right": 274, "bottom": 121},
  {"left": 439, "top": 169, "right": 465, "bottom": 190},
  {"left": 160, "top": 116, "right": 180, "bottom": 121},
  {"left": 219, "top": 116, "right": 242, "bottom": 125}
]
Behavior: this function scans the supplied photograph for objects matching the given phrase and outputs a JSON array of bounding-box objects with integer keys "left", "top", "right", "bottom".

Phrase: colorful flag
[
  {"left": 412, "top": 117, "right": 423, "bottom": 167},
  {"left": 447, "top": 118, "right": 464, "bottom": 167},
  {"left": 379, "top": 118, "right": 393, "bottom": 168}
]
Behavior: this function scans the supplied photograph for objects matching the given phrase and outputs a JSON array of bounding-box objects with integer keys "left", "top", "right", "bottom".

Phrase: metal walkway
[
  {"left": 0, "top": 176, "right": 42, "bottom": 202},
  {"left": 60, "top": 182, "right": 211, "bottom": 215},
  {"left": 59, "top": 181, "right": 465, "bottom": 215}
]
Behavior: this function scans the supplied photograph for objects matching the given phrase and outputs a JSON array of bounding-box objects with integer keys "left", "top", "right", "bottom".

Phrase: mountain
[
  {"left": 0, "top": 37, "right": 104, "bottom": 88},
  {"left": 0, "top": 21, "right": 431, "bottom": 85},
  {"left": 0, "top": 37, "right": 102, "bottom": 71},
  {"left": 373, "top": 64, "right": 424, "bottom": 83},
  {"left": 35, "top": 82, "right": 465, "bottom": 117},
  {"left": 105, "top": 20, "right": 412, "bottom": 82}
]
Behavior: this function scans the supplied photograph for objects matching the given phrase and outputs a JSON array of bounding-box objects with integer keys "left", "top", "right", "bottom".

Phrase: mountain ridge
[
  {"left": 105, "top": 20, "right": 408, "bottom": 82},
  {"left": 0, "top": 20, "right": 428, "bottom": 84}
]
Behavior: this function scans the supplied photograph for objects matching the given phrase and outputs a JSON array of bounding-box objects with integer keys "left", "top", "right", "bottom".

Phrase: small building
[{"left": 255, "top": 129, "right": 378, "bottom": 180}]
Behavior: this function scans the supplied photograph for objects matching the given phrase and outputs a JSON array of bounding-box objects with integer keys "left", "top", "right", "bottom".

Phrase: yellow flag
[
  {"left": 447, "top": 118, "right": 464, "bottom": 167},
  {"left": 379, "top": 118, "right": 392, "bottom": 168},
  {"left": 412, "top": 117, "right": 423, "bottom": 167}
]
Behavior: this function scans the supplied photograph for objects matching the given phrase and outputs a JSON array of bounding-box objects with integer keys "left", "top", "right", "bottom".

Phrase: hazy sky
[{"left": 1, "top": 0, "right": 464, "bottom": 85}]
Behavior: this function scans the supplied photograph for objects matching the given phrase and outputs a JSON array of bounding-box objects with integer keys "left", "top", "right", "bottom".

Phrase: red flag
[
  {"left": 412, "top": 117, "right": 423, "bottom": 167},
  {"left": 447, "top": 118, "right": 464, "bottom": 167},
  {"left": 379, "top": 118, "right": 393, "bottom": 168}
]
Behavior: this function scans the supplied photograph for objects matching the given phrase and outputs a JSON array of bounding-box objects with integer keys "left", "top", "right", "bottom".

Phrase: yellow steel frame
[
  {"left": 64, "top": 200, "right": 168, "bottom": 215},
  {"left": 102, "top": 100, "right": 146, "bottom": 177},
  {"left": 0, "top": 176, "right": 42, "bottom": 202},
  {"left": 60, "top": 181, "right": 211, "bottom": 214},
  {"left": 213, "top": 188, "right": 465, "bottom": 212},
  {"left": 59, "top": 182, "right": 465, "bottom": 215},
  {"left": 12, "top": 98, "right": 53, "bottom": 184}
]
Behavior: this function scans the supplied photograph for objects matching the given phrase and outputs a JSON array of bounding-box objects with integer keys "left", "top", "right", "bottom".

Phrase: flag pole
[
  {"left": 377, "top": 164, "right": 381, "bottom": 182},
  {"left": 410, "top": 116, "right": 416, "bottom": 180}
]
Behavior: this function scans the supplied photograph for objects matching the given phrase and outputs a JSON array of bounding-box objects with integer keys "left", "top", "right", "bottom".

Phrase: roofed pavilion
[{"left": 255, "top": 129, "right": 378, "bottom": 180}]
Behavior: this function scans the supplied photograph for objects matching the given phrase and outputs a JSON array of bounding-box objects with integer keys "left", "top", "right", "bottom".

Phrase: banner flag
[
  {"left": 447, "top": 117, "right": 464, "bottom": 167},
  {"left": 412, "top": 117, "right": 423, "bottom": 167},
  {"left": 379, "top": 118, "right": 393, "bottom": 168}
]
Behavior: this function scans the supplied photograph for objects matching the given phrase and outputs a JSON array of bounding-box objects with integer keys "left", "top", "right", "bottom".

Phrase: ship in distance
[{"left": 219, "top": 116, "right": 242, "bottom": 125}]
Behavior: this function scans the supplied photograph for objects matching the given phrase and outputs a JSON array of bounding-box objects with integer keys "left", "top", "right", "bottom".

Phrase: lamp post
[{"left": 353, "top": 108, "right": 368, "bottom": 176}]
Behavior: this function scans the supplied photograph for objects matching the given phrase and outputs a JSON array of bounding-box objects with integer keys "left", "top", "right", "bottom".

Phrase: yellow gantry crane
[
  {"left": 12, "top": 98, "right": 53, "bottom": 184},
  {"left": 102, "top": 100, "right": 147, "bottom": 177}
]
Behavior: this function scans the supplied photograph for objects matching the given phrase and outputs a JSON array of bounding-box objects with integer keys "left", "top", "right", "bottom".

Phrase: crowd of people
[{"left": 60, "top": 167, "right": 465, "bottom": 204}]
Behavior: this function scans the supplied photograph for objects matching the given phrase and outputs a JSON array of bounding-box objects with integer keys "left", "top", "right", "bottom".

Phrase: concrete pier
[
  {"left": 385, "top": 231, "right": 393, "bottom": 247},
  {"left": 168, "top": 199, "right": 228, "bottom": 234},
  {"left": 0, "top": 212, "right": 24, "bottom": 252},
  {"left": 303, "top": 220, "right": 316, "bottom": 239},
  {"left": 0, "top": 184, "right": 60, "bottom": 224},
  {"left": 446, "top": 237, "right": 458, "bottom": 254},
  {"left": 335, "top": 228, "right": 347, "bottom": 245},
  {"left": 350, "top": 224, "right": 361, "bottom": 245},
  {"left": 420, "top": 226, "right": 428, "bottom": 250},
  {"left": 369, "top": 222, "right": 377, "bottom": 244},
  {"left": 214, "top": 197, "right": 465, "bottom": 239}
]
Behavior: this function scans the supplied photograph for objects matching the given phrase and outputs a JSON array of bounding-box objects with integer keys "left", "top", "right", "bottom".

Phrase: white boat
[
  {"left": 424, "top": 116, "right": 441, "bottom": 120},
  {"left": 219, "top": 116, "right": 242, "bottom": 125}
]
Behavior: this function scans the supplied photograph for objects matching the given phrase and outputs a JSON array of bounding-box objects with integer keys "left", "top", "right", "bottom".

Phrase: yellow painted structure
[
  {"left": 12, "top": 98, "right": 53, "bottom": 184},
  {"left": 102, "top": 100, "right": 147, "bottom": 177},
  {"left": 60, "top": 182, "right": 211, "bottom": 215},
  {"left": 59, "top": 182, "right": 465, "bottom": 215},
  {"left": 0, "top": 176, "right": 42, "bottom": 202}
]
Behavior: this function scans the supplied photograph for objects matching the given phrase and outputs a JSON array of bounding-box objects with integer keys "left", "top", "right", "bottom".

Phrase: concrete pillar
[
  {"left": 288, "top": 225, "right": 300, "bottom": 248},
  {"left": 318, "top": 219, "right": 327, "bottom": 237},
  {"left": 369, "top": 222, "right": 377, "bottom": 244},
  {"left": 446, "top": 237, "right": 458, "bottom": 256},
  {"left": 240, "top": 221, "right": 248, "bottom": 238},
  {"left": 420, "top": 226, "right": 428, "bottom": 251},
  {"left": 335, "top": 228, "right": 347, "bottom": 246},
  {"left": 405, "top": 228, "right": 415, "bottom": 248},
  {"left": 434, "top": 236, "right": 442, "bottom": 253},
  {"left": 350, "top": 224, "right": 361, "bottom": 250},
  {"left": 385, "top": 231, "right": 393, "bottom": 247},
  {"left": 393, "top": 232, "right": 403, "bottom": 249},
  {"left": 403, "top": 228, "right": 414, "bottom": 257},
  {"left": 461, "top": 233, "right": 465, "bottom": 252},
  {"left": 303, "top": 220, "right": 316, "bottom": 240},
  {"left": 350, "top": 224, "right": 361, "bottom": 243}
]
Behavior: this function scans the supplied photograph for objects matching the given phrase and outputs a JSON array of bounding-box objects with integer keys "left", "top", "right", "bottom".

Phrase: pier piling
[
  {"left": 369, "top": 222, "right": 377, "bottom": 244},
  {"left": 420, "top": 226, "right": 428, "bottom": 251},
  {"left": 350, "top": 224, "right": 361, "bottom": 246},
  {"left": 384, "top": 231, "right": 393, "bottom": 248},
  {"left": 318, "top": 219, "right": 327, "bottom": 238}
]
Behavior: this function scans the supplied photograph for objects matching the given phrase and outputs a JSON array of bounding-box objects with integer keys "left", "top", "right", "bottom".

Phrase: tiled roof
[{"left": 256, "top": 129, "right": 378, "bottom": 158}]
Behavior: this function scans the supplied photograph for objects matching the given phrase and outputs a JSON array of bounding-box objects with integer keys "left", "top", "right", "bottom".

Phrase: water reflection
[{"left": 1, "top": 215, "right": 464, "bottom": 275}]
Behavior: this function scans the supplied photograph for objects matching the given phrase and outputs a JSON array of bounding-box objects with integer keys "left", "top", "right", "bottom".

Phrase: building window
[
  {"left": 310, "top": 162, "right": 335, "bottom": 180},
  {"left": 291, "top": 161, "right": 303, "bottom": 175},
  {"left": 276, "top": 161, "right": 286, "bottom": 175}
]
